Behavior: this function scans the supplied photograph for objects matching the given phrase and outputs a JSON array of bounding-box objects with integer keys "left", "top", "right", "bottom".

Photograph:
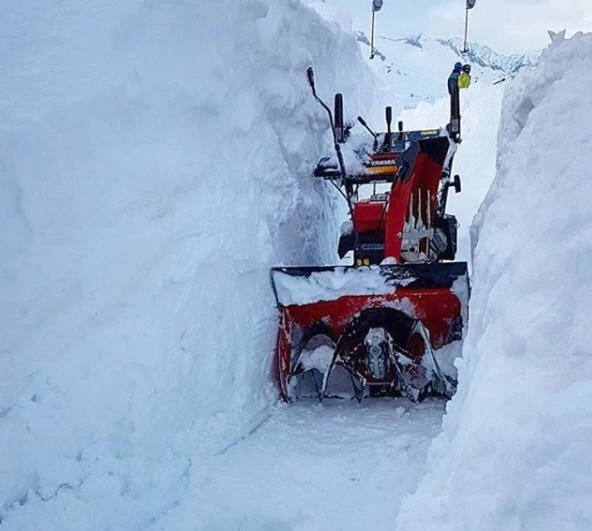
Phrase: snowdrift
[
  {"left": 396, "top": 32, "right": 592, "bottom": 531},
  {"left": 0, "top": 1, "right": 376, "bottom": 527}
]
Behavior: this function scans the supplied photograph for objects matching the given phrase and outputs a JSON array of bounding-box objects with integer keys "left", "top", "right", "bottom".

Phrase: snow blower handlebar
[
  {"left": 306, "top": 68, "right": 336, "bottom": 146},
  {"left": 306, "top": 67, "right": 358, "bottom": 203},
  {"left": 307, "top": 67, "right": 360, "bottom": 254},
  {"left": 306, "top": 67, "right": 348, "bottom": 186}
]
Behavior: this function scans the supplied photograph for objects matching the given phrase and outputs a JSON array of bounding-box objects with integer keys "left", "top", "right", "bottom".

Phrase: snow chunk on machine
[{"left": 271, "top": 67, "right": 470, "bottom": 402}]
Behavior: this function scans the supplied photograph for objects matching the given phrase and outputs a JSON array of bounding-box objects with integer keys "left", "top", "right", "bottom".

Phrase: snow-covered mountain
[
  {"left": 357, "top": 32, "right": 536, "bottom": 108},
  {"left": 306, "top": 0, "right": 537, "bottom": 111},
  {"left": 364, "top": 33, "right": 536, "bottom": 76},
  {"left": 438, "top": 37, "right": 537, "bottom": 74}
]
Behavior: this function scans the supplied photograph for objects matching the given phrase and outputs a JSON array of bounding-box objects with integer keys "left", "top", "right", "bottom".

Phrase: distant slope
[
  {"left": 358, "top": 32, "right": 536, "bottom": 107},
  {"left": 438, "top": 37, "right": 537, "bottom": 74},
  {"left": 306, "top": 0, "right": 536, "bottom": 110}
]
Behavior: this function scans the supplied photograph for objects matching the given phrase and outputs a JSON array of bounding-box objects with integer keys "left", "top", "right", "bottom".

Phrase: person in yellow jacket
[{"left": 458, "top": 63, "right": 472, "bottom": 89}]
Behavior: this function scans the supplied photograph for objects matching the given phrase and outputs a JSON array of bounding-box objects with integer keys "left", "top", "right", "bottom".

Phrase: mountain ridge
[{"left": 357, "top": 32, "right": 537, "bottom": 76}]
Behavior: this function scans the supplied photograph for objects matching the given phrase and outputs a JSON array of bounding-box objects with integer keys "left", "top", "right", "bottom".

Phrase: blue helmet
[{"left": 454, "top": 61, "right": 462, "bottom": 72}]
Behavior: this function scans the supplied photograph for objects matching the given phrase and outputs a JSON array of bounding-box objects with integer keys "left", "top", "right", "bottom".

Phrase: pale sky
[{"left": 332, "top": 0, "right": 592, "bottom": 54}]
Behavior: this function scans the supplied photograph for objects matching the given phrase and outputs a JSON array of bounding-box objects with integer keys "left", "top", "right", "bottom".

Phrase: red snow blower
[{"left": 270, "top": 67, "right": 470, "bottom": 402}]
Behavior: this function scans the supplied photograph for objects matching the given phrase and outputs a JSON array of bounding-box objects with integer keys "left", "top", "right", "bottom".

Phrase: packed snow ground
[{"left": 156, "top": 399, "right": 445, "bottom": 530}]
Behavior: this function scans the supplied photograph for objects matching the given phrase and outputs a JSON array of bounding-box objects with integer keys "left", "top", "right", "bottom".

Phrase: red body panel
[
  {"left": 385, "top": 153, "right": 443, "bottom": 261},
  {"left": 354, "top": 201, "right": 387, "bottom": 232},
  {"left": 384, "top": 177, "right": 414, "bottom": 260}
]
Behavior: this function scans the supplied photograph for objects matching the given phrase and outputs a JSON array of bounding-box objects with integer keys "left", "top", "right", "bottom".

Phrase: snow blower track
[{"left": 190, "top": 399, "right": 445, "bottom": 531}]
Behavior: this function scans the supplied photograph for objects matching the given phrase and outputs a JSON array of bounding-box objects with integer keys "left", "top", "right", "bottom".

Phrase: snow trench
[
  {"left": 396, "top": 32, "right": 592, "bottom": 531},
  {"left": 0, "top": 1, "right": 378, "bottom": 528}
]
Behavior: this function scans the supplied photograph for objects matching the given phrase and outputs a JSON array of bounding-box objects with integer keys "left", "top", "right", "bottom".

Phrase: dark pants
[{"left": 447, "top": 76, "right": 461, "bottom": 140}]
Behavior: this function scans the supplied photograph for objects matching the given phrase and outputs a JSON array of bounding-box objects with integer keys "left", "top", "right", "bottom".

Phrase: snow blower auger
[{"left": 270, "top": 67, "right": 470, "bottom": 403}]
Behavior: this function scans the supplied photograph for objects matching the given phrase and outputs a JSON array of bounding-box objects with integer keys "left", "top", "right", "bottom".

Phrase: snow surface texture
[
  {"left": 396, "top": 32, "right": 592, "bottom": 531},
  {"left": 149, "top": 399, "right": 446, "bottom": 530},
  {"left": 0, "top": 1, "right": 379, "bottom": 528},
  {"left": 272, "top": 266, "right": 413, "bottom": 306}
]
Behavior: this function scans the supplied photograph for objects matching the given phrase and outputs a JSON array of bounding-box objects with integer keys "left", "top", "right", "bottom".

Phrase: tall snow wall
[
  {"left": 396, "top": 32, "right": 592, "bottom": 531},
  {"left": 0, "top": 1, "right": 376, "bottom": 528}
]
